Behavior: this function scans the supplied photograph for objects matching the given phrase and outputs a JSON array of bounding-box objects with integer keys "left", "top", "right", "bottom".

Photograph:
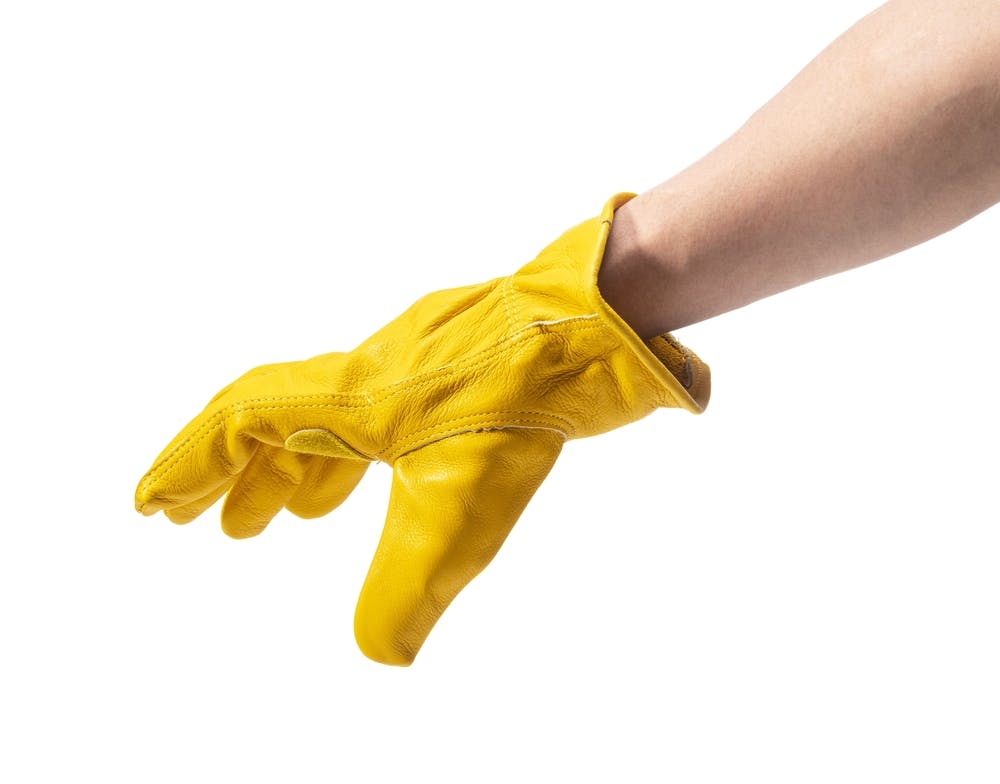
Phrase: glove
[{"left": 134, "top": 192, "right": 710, "bottom": 665}]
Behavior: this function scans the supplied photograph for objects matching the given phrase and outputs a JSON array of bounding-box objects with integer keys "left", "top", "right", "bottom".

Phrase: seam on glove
[
  {"left": 501, "top": 275, "right": 518, "bottom": 335},
  {"left": 391, "top": 424, "right": 569, "bottom": 462},
  {"left": 506, "top": 275, "right": 522, "bottom": 329},
  {"left": 141, "top": 318, "right": 621, "bottom": 491},
  {"left": 377, "top": 420, "right": 572, "bottom": 464},
  {"left": 367, "top": 315, "right": 604, "bottom": 405},
  {"left": 139, "top": 402, "right": 577, "bottom": 494},
  {"left": 380, "top": 411, "right": 577, "bottom": 462},
  {"left": 136, "top": 400, "right": 367, "bottom": 496}
]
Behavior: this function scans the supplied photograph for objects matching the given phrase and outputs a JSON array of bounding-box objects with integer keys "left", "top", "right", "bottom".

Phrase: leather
[{"left": 134, "top": 193, "right": 710, "bottom": 665}]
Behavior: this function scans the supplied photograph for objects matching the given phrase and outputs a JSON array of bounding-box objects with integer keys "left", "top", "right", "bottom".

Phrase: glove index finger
[
  {"left": 134, "top": 401, "right": 260, "bottom": 517},
  {"left": 135, "top": 356, "right": 359, "bottom": 518}
]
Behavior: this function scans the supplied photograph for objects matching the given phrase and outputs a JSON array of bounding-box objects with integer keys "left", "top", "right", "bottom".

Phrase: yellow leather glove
[{"left": 134, "top": 193, "right": 710, "bottom": 665}]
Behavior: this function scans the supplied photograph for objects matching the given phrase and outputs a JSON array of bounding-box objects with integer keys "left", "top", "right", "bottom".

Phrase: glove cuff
[{"left": 587, "top": 193, "right": 711, "bottom": 413}]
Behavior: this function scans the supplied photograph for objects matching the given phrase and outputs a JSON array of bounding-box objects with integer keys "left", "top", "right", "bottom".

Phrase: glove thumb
[{"left": 354, "top": 428, "right": 564, "bottom": 665}]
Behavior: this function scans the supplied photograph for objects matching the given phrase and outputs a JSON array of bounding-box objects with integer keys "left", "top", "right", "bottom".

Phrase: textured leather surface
[{"left": 135, "top": 193, "right": 710, "bottom": 665}]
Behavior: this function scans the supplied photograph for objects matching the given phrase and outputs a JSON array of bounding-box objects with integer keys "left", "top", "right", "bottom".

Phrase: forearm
[{"left": 599, "top": 0, "right": 1000, "bottom": 338}]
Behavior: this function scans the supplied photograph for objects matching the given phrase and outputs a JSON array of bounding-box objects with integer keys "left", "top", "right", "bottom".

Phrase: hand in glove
[{"left": 134, "top": 193, "right": 710, "bottom": 665}]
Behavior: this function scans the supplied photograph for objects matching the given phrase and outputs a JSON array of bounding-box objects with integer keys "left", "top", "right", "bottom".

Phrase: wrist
[{"left": 598, "top": 195, "right": 678, "bottom": 339}]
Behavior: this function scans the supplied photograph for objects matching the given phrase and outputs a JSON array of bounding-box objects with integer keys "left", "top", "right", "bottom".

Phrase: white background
[{"left": 2, "top": 1, "right": 998, "bottom": 781}]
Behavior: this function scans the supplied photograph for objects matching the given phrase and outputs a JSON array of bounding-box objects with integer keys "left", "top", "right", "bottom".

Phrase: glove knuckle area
[{"left": 382, "top": 318, "right": 661, "bottom": 456}]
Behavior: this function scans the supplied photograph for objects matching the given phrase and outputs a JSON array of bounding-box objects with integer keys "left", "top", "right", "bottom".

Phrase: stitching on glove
[
  {"left": 393, "top": 424, "right": 569, "bottom": 461},
  {"left": 366, "top": 317, "right": 605, "bottom": 405},
  {"left": 507, "top": 275, "right": 522, "bottom": 328},
  {"left": 140, "top": 319, "right": 611, "bottom": 492},
  {"left": 140, "top": 403, "right": 575, "bottom": 497},
  {"left": 137, "top": 400, "right": 367, "bottom": 496},
  {"left": 501, "top": 275, "right": 517, "bottom": 335},
  {"left": 383, "top": 415, "right": 573, "bottom": 462},
  {"left": 388, "top": 410, "right": 577, "bottom": 451},
  {"left": 523, "top": 314, "right": 599, "bottom": 329}
]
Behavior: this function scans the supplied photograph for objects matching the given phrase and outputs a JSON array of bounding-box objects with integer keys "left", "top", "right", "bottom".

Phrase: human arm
[
  {"left": 599, "top": 0, "right": 1000, "bottom": 338},
  {"left": 135, "top": 0, "right": 1000, "bottom": 666}
]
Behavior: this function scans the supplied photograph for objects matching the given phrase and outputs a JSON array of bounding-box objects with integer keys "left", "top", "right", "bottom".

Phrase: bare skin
[{"left": 598, "top": 0, "right": 1000, "bottom": 339}]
